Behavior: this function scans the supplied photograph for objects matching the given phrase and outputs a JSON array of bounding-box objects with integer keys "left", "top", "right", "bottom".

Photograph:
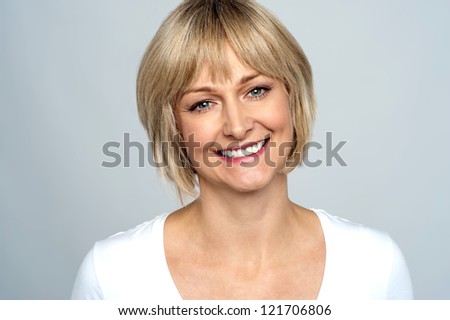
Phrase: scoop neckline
[{"left": 156, "top": 208, "right": 331, "bottom": 300}]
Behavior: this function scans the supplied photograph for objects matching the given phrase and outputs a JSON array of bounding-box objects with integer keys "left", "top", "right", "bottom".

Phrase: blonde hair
[{"left": 137, "top": 0, "right": 315, "bottom": 200}]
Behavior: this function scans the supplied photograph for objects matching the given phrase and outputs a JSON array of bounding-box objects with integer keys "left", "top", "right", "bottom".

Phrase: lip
[
  {"left": 220, "top": 139, "right": 264, "bottom": 152},
  {"left": 215, "top": 137, "right": 270, "bottom": 163}
]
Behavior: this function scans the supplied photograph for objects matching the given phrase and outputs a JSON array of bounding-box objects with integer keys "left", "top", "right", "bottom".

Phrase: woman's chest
[{"left": 165, "top": 246, "right": 325, "bottom": 300}]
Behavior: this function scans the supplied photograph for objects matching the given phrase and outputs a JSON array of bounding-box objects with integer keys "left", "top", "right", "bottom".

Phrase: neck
[{"left": 185, "top": 174, "right": 301, "bottom": 262}]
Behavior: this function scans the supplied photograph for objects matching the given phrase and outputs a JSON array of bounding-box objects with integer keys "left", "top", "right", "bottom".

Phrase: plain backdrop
[{"left": 1, "top": 0, "right": 449, "bottom": 299}]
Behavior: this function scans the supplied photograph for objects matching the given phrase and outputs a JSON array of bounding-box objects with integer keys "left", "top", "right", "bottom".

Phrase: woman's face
[{"left": 175, "top": 46, "right": 293, "bottom": 193}]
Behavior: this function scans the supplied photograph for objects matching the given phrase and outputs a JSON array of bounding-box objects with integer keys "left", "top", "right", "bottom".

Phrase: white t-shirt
[{"left": 71, "top": 209, "right": 413, "bottom": 300}]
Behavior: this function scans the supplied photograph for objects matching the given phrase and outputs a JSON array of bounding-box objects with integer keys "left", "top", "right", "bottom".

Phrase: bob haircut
[{"left": 137, "top": 0, "right": 315, "bottom": 200}]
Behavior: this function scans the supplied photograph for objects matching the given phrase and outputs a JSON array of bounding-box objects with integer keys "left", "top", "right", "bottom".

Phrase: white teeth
[
  {"left": 235, "top": 149, "right": 245, "bottom": 157},
  {"left": 245, "top": 145, "right": 254, "bottom": 154},
  {"left": 221, "top": 139, "right": 265, "bottom": 158}
]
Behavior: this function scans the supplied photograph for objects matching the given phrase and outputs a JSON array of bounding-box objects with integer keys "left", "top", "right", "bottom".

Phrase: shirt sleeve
[
  {"left": 71, "top": 246, "right": 104, "bottom": 300},
  {"left": 385, "top": 237, "right": 414, "bottom": 299}
]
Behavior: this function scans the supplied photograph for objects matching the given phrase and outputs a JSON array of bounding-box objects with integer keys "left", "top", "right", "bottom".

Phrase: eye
[
  {"left": 190, "top": 100, "right": 213, "bottom": 113},
  {"left": 247, "top": 86, "right": 270, "bottom": 99}
]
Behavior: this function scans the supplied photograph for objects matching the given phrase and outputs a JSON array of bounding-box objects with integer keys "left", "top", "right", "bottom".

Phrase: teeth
[
  {"left": 245, "top": 145, "right": 254, "bottom": 154},
  {"left": 236, "top": 149, "right": 245, "bottom": 157},
  {"left": 221, "top": 139, "right": 265, "bottom": 158}
]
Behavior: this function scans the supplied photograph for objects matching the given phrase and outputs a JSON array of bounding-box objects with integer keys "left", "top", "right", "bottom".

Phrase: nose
[{"left": 222, "top": 100, "right": 253, "bottom": 140}]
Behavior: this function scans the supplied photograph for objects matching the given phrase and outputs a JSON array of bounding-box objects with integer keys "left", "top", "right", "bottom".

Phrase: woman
[{"left": 72, "top": 0, "right": 413, "bottom": 300}]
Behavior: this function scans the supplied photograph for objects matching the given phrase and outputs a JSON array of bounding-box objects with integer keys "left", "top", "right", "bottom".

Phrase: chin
[{"left": 225, "top": 173, "right": 275, "bottom": 194}]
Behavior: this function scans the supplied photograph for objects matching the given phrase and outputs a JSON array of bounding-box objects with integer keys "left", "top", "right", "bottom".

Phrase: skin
[{"left": 164, "top": 46, "right": 326, "bottom": 299}]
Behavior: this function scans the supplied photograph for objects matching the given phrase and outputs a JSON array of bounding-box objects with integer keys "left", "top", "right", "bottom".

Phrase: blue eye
[
  {"left": 190, "top": 100, "right": 212, "bottom": 112},
  {"left": 248, "top": 87, "right": 269, "bottom": 98}
]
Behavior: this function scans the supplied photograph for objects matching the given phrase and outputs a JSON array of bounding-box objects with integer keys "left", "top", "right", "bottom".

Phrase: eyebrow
[{"left": 183, "top": 72, "right": 262, "bottom": 95}]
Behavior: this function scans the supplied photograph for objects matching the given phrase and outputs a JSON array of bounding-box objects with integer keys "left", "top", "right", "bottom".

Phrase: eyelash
[{"left": 189, "top": 86, "right": 272, "bottom": 113}]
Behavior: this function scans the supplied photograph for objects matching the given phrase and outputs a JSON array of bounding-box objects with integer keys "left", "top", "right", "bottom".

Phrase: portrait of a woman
[{"left": 71, "top": 0, "right": 413, "bottom": 300}]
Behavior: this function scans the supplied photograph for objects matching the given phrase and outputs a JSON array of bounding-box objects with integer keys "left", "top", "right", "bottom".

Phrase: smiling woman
[
  {"left": 136, "top": 0, "right": 315, "bottom": 200},
  {"left": 175, "top": 46, "right": 293, "bottom": 194},
  {"left": 71, "top": 0, "right": 413, "bottom": 300}
]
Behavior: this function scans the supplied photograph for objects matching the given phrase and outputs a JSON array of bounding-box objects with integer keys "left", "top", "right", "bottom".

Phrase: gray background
[{"left": 1, "top": 0, "right": 449, "bottom": 299}]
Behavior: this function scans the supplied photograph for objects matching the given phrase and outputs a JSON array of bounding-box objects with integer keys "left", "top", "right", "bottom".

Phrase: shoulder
[
  {"left": 312, "top": 208, "right": 393, "bottom": 252},
  {"left": 94, "top": 213, "right": 168, "bottom": 259},
  {"left": 72, "top": 213, "right": 173, "bottom": 300},
  {"left": 312, "top": 209, "right": 413, "bottom": 299},
  {"left": 315, "top": 208, "right": 396, "bottom": 279}
]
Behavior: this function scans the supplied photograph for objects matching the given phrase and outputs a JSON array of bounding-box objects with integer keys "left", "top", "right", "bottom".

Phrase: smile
[{"left": 218, "top": 138, "right": 268, "bottom": 158}]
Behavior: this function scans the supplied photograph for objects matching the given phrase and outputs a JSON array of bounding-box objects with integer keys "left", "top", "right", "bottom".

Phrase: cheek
[
  {"left": 259, "top": 101, "right": 294, "bottom": 161},
  {"left": 178, "top": 119, "right": 219, "bottom": 164},
  {"left": 181, "top": 121, "right": 216, "bottom": 145},
  {"left": 263, "top": 102, "right": 293, "bottom": 138},
  {"left": 176, "top": 112, "right": 207, "bottom": 144}
]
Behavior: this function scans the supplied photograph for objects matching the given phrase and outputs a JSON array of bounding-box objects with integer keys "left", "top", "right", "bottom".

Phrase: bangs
[{"left": 164, "top": 0, "right": 296, "bottom": 103}]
